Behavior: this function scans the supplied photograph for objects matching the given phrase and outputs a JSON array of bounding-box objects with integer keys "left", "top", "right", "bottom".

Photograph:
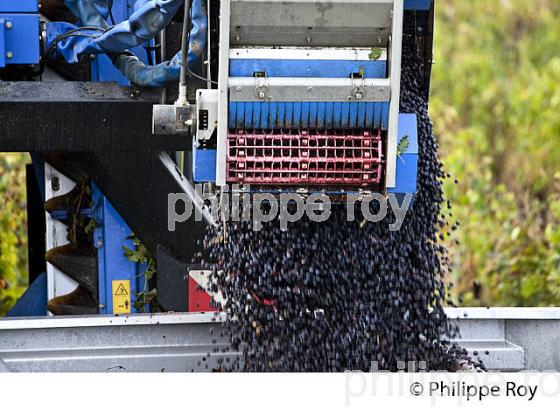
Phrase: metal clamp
[
  {"left": 152, "top": 103, "right": 195, "bottom": 136},
  {"left": 254, "top": 72, "right": 270, "bottom": 100}
]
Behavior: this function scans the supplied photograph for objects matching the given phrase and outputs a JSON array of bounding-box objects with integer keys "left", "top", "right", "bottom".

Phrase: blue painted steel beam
[
  {"left": 193, "top": 139, "right": 217, "bottom": 183},
  {"left": 0, "top": 0, "right": 38, "bottom": 13},
  {"left": 92, "top": 185, "right": 147, "bottom": 314},
  {"left": 388, "top": 113, "right": 419, "bottom": 194},
  {"left": 6, "top": 272, "right": 48, "bottom": 317},
  {"left": 404, "top": 0, "right": 431, "bottom": 11},
  {"left": 230, "top": 59, "right": 386, "bottom": 78},
  {"left": 0, "top": 13, "right": 40, "bottom": 66}
]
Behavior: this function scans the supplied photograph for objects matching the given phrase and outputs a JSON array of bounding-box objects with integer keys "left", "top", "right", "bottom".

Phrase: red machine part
[
  {"left": 226, "top": 129, "right": 384, "bottom": 187},
  {"left": 188, "top": 270, "right": 220, "bottom": 313}
]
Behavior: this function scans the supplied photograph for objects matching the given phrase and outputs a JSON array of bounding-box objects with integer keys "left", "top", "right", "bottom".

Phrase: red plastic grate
[{"left": 226, "top": 130, "right": 384, "bottom": 187}]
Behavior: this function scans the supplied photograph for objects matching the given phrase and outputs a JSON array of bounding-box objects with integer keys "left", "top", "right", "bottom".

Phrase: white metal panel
[
  {"left": 44, "top": 164, "right": 79, "bottom": 310},
  {"left": 216, "top": 0, "right": 231, "bottom": 186},
  {"left": 229, "top": 47, "right": 388, "bottom": 61},
  {"left": 385, "top": 0, "right": 403, "bottom": 188}
]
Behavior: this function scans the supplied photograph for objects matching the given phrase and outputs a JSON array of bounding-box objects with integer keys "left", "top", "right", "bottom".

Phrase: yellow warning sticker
[{"left": 112, "top": 280, "right": 131, "bottom": 314}]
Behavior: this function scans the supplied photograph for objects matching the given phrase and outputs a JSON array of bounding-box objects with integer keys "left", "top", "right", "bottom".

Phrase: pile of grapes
[{"left": 198, "top": 36, "right": 482, "bottom": 372}]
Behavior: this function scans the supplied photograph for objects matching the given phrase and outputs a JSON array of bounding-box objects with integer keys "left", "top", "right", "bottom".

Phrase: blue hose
[
  {"left": 47, "top": 0, "right": 208, "bottom": 87},
  {"left": 64, "top": 0, "right": 111, "bottom": 29},
  {"left": 111, "top": 0, "right": 208, "bottom": 87}
]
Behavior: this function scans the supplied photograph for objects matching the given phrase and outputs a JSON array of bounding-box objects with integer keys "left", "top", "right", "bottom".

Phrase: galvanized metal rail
[
  {"left": 447, "top": 308, "right": 560, "bottom": 372},
  {"left": 1, "top": 308, "right": 559, "bottom": 372},
  {"left": 0, "top": 312, "right": 236, "bottom": 372}
]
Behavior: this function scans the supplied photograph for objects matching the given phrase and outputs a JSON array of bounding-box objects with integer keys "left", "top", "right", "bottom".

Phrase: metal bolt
[
  {"left": 378, "top": 87, "right": 385, "bottom": 93},
  {"left": 307, "top": 87, "right": 313, "bottom": 93},
  {"left": 5, "top": 51, "right": 13, "bottom": 59},
  {"left": 306, "top": 37, "right": 312, "bottom": 43},
  {"left": 236, "top": 87, "right": 242, "bottom": 92},
  {"left": 96, "top": 239, "right": 103, "bottom": 248},
  {"left": 5, "top": 21, "right": 13, "bottom": 29},
  {"left": 51, "top": 177, "right": 60, "bottom": 192},
  {"left": 258, "top": 90, "right": 266, "bottom": 99},
  {"left": 235, "top": 36, "right": 240, "bottom": 42},
  {"left": 355, "top": 92, "right": 363, "bottom": 100}
]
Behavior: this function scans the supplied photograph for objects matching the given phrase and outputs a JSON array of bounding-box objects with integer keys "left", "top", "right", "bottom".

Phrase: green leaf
[
  {"left": 368, "top": 47, "right": 382, "bottom": 61},
  {"left": 83, "top": 219, "right": 97, "bottom": 234},
  {"left": 396, "top": 135, "right": 410, "bottom": 157},
  {"left": 122, "top": 245, "right": 147, "bottom": 263}
]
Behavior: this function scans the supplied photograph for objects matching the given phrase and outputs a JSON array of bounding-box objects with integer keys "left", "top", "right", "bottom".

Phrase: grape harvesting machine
[{"left": 1, "top": 0, "right": 559, "bottom": 372}]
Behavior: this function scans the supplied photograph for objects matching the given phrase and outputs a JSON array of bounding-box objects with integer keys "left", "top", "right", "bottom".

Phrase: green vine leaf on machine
[
  {"left": 122, "top": 233, "right": 158, "bottom": 311},
  {"left": 396, "top": 135, "right": 410, "bottom": 161},
  {"left": 368, "top": 47, "right": 382, "bottom": 61}
]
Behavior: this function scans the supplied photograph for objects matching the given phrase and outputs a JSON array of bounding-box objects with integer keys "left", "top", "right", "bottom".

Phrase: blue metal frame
[
  {"left": 0, "top": 13, "right": 40, "bottom": 67},
  {"left": 46, "top": 184, "right": 149, "bottom": 315},
  {"left": 404, "top": 0, "right": 432, "bottom": 11},
  {"left": 388, "top": 113, "right": 419, "bottom": 195},
  {"left": 6, "top": 272, "right": 47, "bottom": 317},
  {"left": 89, "top": 1, "right": 150, "bottom": 313},
  {"left": 193, "top": 139, "right": 217, "bottom": 182},
  {"left": 92, "top": 184, "right": 147, "bottom": 314},
  {"left": 230, "top": 59, "right": 386, "bottom": 79},
  {"left": 227, "top": 51, "right": 388, "bottom": 130},
  {"left": 0, "top": 0, "right": 38, "bottom": 13}
]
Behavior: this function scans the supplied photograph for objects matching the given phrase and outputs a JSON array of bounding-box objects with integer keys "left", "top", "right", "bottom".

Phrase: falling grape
[{"left": 195, "top": 28, "right": 483, "bottom": 373}]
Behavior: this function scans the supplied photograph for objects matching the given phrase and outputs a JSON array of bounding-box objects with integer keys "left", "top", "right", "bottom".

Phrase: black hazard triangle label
[{"left": 114, "top": 283, "right": 129, "bottom": 296}]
